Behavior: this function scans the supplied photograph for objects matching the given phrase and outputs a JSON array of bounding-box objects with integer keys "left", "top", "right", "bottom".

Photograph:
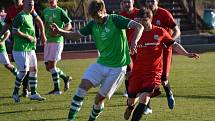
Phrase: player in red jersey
[
  {"left": 124, "top": 8, "right": 199, "bottom": 121},
  {"left": 119, "top": 0, "right": 140, "bottom": 97},
  {"left": 144, "top": 0, "right": 181, "bottom": 109},
  {"left": 0, "top": 0, "right": 46, "bottom": 97}
]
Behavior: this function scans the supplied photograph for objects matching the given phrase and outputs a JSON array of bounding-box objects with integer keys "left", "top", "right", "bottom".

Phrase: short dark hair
[
  {"left": 88, "top": 0, "right": 105, "bottom": 17},
  {"left": 137, "top": 7, "right": 153, "bottom": 19}
]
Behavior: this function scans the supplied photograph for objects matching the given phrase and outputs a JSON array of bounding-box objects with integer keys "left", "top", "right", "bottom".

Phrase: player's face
[
  {"left": 24, "top": 0, "right": 34, "bottom": 13},
  {"left": 145, "top": 0, "right": 158, "bottom": 11},
  {"left": 121, "top": 0, "right": 134, "bottom": 12},
  {"left": 48, "top": 0, "right": 58, "bottom": 7}
]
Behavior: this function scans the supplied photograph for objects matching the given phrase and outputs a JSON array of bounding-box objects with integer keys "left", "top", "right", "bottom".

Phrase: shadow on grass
[
  {"left": 0, "top": 107, "right": 66, "bottom": 115},
  {"left": 29, "top": 118, "right": 67, "bottom": 121},
  {"left": 154, "top": 94, "right": 215, "bottom": 100}
]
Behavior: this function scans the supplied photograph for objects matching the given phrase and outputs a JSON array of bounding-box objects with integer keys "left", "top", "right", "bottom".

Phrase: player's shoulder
[{"left": 158, "top": 7, "right": 172, "bottom": 15}]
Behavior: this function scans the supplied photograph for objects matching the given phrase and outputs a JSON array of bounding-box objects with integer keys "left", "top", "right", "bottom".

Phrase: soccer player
[
  {"left": 43, "top": 0, "right": 72, "bottom": 95},
  {"left": 0, "top": 21, "right": 18, "bottom": 76},
  {"left": 124, "top": 8, "right": 199, "bottom": 121},
  {"left": 0, "top": 0, "right": 47, "bottom": 97},
  {"left": 50, "top": 0, "right": 144, "bottom": 120},
  {"left": 144, "top": 0, "right": 181, "bottom": 109},
  {"left": 119, "top": 0, "right": 140, "bottom": 97},
  {"left": 11, "top": 0, "right": 46, "bottom": 103}
]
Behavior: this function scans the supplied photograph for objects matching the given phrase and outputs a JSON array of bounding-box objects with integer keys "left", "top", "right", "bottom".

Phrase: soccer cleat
[
  {"left": 30, "top": 93, "right": 46, "bottom": 101},
  {"left": 12, "top": 94, "right": 20, "bottom": 103},
  {"left": 48, "top": 90, "right": 62, "bottom": 95},
  {"left": 143, "top": 106, "right": 152, "bottom": 115},
  {"left": 124, "top": 106, "right": 134, "bottom": 120},
  {"left": 167, "top": 92, "right": 175, "bottom": 109},
  {"left": 64, "top": 76, "right": 72, "bottom": 92},
  {"left": 22, "top": 89, "right": 31, "bottom": 97},
  {"left": 122, "top": 91, "right": 128, "bottom": 97}
]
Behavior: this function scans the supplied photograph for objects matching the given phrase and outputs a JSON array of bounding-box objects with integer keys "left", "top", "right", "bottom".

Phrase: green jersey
[
  {"left": 43, "top": 6, "right": 71, "bottom": 43},
  {"left": 79, "top": 14, "right": 131, "bottom": 67},
  {"left": 0, "top": 21, "right": 7, "bottom": 53},
  {"left": 13, "top": 11, "right": 36, "bottom": 51}
]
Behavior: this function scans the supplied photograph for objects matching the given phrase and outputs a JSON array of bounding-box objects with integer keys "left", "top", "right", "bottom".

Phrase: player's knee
[
  {"left": 17, "top": 71, "right": 28, "bottom": 80},
  {"left": 127, "top": 98, "right": 137, "bottom": 106},
  {"left": 79, "top": 79, "right": 93, "bottom": 91},
  {"left": 95, "top": 93, "right": 105, "bottom": 105}
]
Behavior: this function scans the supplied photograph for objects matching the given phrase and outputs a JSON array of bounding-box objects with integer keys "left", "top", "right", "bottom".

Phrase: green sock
[
  {"left": 11, "top": 67, "right": 18, "bottom": 76},
  {"left": 68, "top": 95, "right": 84, "bottom": 120},
  {"left": 58, "top": 68, "right": 68, "bottom": 81},
  {"left": 29, "top": 76, "right": 37, "bottom": 95},
  {"left": 88, "top": 104, "right": 104, "bottom": 121}
]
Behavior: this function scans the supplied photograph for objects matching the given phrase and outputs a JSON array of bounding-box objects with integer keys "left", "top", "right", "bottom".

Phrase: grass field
[{"left": 0, "top": 52, "right": 215, "bottom": 121}]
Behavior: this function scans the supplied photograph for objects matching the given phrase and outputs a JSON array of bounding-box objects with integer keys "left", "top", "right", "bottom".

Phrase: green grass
[{"left": 0, "top": 52, "right": 215, "bottom": 121}]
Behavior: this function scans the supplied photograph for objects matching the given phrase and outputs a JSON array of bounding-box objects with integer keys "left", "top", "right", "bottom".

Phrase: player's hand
[
  {"left": 50, "top": 23, "right": 59, "bottom": 33},
  {"left": 28, "top": 36, "right": 36, "bottom": 43},
  {"left": 130, "top": 41, "right": 137, "bottom": 55},
  {"left": 187, "top": 53, "right": 200, "bottom": 59},
  {"left": 41, "top": 34, "right": 47, "bottom": 45}
]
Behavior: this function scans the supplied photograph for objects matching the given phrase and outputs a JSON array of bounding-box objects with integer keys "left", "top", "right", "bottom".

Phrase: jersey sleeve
[
  {"left": 79, "top": 21, "right": 94, "bottom": 36},
  {"left": 31, "top": 10, "right": 38, "bottom": 19},
  {"left": 161, "top": 28, "right": 175, "bottom": 47},
  {"left": 61, "top": 9, "right": 71, "bottom": 24},
  {"left": 112, "top": 14, "right": 131, "bottom": 29},
  {"left": 12, "top": 14, "right": 24, "bottom": 30},
  {"left": 164, "top": 10, "right": 176, "bottom": 29}
]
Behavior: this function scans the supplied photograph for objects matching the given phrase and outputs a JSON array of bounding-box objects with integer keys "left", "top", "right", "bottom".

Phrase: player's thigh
[
  {"left": 44, "top": 42, "right": 63, "bottom": 62},
  {"left": 29, "top": 50, "right": 38, "bottom": 72},
  {"left": 0, "top": 52, "right": 10, "bottom": 65},
  {"left": 13, "top": 51, "right": 29, "bottom": 71},
  {"left": 99, "top": 66, "right": 127, "bottom": 99},
  {"left": 82, "top": 63, "right": 105, "bottom": 87}
]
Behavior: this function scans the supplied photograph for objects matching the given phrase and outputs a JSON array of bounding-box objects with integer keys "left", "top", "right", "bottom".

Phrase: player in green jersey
[
  {"left": 50, "top": 0, "right": 144, "bottom": 120},
  {"left": 0, "top": 21, "right": 18, "bottom": 77},
  {"left": 43, "top": 0, "right": 72, "bottom": 95},
  {"left": 11, "top": 0, "right": 46, "bottom": 103}
]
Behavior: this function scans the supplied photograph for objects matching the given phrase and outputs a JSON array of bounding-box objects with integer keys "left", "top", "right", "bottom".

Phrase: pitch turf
[{"left": 0, "top": 52, "right": 215, "bottom": 121}]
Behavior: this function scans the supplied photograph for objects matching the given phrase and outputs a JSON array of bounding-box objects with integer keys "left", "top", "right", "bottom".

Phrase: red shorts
[
  {"left": 128, "top": 72, "right": 161, "bottom": 98},
  {"left": 162, "top": 47, "right": 172, "bottom": 77}
]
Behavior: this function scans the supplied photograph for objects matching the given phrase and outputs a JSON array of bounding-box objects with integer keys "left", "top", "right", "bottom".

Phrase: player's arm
[
  {"left": 61, "top": 10, "right": 72, "bottom": 31},
  {"left": 171, "top": 25, "right": 181, "bottom": 41},
  {"left": 12, "top": 15, "right": 36, "bottom": 43},
  {"left": 112, "top": 14, "right": 144, "bottom": 54},
  {"left": 128, "top": 20, "right": 144, "bottom": 53},
  {"left": 32, "top": 10, "right": 47, "bottom": 44},
  {"left": 50, "top": 23, "right": 82, "bottom": 41},
  {"left": 172, "top": 42, "right": 199, "bottom": 59},
  {"left": 0, "top": 30, "right": 10, "bottom": 47},
  {"left": 0, "top": 23, "right": 10, "bottom": 37}
]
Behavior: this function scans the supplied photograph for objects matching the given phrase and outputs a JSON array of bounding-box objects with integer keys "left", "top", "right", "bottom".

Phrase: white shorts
[
  {"left": 0, "top": 52, "right": 10, "bottom": 65},
  {"left": 82, "top": 63, "right": 127, "bottom": 99},
  {"left": 44, "top": 42, "right": 64, "bottom": 62},
  {"left": 13, "top": 50, "right": 37, "bottom": 71}
]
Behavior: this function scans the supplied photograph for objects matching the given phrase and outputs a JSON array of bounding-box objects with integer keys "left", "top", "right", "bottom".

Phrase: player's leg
[
  {"left": 68, "top": 79, "right": 93, "bottom": 120},
  {"left": 12, "top": 51, "right": 28, "bottom": 102},
  {"left": 68, "top": 63, "right": 106, "bottom": 121},
  {"left": 0, "top": 52, "right": 18, "bottom": 76},
  {"left": 88, "top": 65, "right": 126, "bottom": 121},
  {"left": 28, "top": 50, "right": 46, "bottom": 101},
  {"left": 131, "top": 92, "right": 151, "bottom": 121},
  {"left": 162, "top": 47, "right": 175, "bottom": 109},
  {"left": 55, "top": 43, "right": 72, "bottom": 91}
]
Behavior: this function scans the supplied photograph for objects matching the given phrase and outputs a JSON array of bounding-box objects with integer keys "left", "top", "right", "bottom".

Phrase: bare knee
[
  {"left": 94, "top": 93, "right": 105, "bottom": 105},
  {"left": 79, "top": 79, "right": 94, "bottom": 91}
]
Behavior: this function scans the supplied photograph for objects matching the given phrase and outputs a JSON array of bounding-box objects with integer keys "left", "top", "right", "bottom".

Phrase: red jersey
[
  {"left": 128, "top": 25, "right": 174, "bottom": 96},
  {"left": 120, "top": 7, "right": 139, "bottom": 46},
  {"left": 4, "top": 5, "right": 23, "bottom": 24},
  {"left": 152, "top": 7, "right": 176, "bottom": 35},
  {"left": 152, "top": 7, "right": 176, "bottom": 77}
]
